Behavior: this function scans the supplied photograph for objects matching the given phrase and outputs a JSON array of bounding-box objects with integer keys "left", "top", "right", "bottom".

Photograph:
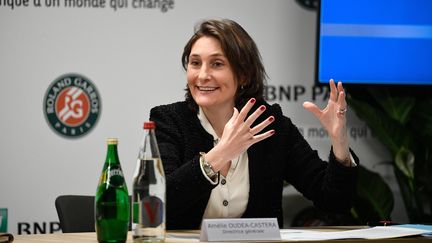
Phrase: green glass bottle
[{"left": 95, "top": 138, "right": 130, "bottom": 243}]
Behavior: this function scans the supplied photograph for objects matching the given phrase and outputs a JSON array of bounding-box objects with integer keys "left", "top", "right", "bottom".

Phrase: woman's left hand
[{"left": 303, "top": 79, "right": 350, "bottom": 165}]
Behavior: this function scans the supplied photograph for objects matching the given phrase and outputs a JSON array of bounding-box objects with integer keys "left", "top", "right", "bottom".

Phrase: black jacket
[{"left": 150, "top": 100, "right": 358, "bottom": 230}]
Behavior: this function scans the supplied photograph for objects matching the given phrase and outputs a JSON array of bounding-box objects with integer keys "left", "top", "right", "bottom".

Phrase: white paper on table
[
  {"left": 166, "top": 233, "right": 200, "bottom": 242},
  {"left": 281, "top": 226, "right": 431, "bottom": 241}
]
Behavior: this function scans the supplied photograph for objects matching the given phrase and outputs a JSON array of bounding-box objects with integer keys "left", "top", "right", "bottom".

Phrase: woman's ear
[{"left": 238, "top": 77, "right": 247, "bottom": 90}]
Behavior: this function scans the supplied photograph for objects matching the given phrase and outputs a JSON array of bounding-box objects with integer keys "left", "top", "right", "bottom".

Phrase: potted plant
[{"left": 347, "top": 87, "right": 432, "bottom": 223}]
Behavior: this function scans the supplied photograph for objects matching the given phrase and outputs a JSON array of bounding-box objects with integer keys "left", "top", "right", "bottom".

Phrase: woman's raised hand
[
  {"left": 206, "top": 98, "right": 275, "bottom": 172},
  {"left": 302, "top": 79, "right": 350, "bottom": 163}
]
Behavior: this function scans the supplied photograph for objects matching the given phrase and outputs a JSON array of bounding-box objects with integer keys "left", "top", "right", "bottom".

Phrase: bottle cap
[
  {"left": 143, "top": 121, "right": 155, "bottom": 129},
  {"left": 107, "top": 138, "right": 118, "bottom": 145}
]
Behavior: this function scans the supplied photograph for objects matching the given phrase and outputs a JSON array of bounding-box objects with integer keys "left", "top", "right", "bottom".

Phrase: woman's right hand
[{"left": 204, "top": 98, "right": 275, "bottom": 174}]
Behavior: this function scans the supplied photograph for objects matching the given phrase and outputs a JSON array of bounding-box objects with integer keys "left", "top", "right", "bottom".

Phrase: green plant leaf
[
  {"left": 395, "top": 147, "right": 415, "bottom": 181},
  {"left": 347, "top": 97, "right": 410, "bottom": 155},
  {"left": 393, "top": 167, "right": 422, "bottom": 222},
  {"left": 369, "top": 89, "right": 415, "bottom": 125}
]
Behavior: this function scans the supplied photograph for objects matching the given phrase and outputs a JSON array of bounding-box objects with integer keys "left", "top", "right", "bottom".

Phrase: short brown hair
[{"left": 182, "top": 19, "right": 268, "bottom": 111}]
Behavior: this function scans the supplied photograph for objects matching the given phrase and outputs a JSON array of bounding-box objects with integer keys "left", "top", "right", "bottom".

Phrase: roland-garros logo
[{"left": 44, "top": 74, "right": 101, "bottom": 138}]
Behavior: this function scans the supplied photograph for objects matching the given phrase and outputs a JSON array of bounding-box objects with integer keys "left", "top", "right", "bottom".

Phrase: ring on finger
[{"left": 337, "top": 108, "right": 347, "bottom": 114}]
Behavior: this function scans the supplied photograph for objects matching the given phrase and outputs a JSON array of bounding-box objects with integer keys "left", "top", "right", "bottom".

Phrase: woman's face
[{"left": 187, "top": 36, "right": 237, "bottom": 111}]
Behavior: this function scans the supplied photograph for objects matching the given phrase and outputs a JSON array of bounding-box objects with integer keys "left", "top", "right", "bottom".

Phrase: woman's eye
[
  {"left": 189, "top": 60, "right": 201, "bottom": 66},
  {"left": 212, "top": 61, "right": 224, "bottom": 68}
]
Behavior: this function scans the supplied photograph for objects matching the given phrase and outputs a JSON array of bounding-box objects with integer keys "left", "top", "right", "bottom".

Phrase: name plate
[{"left": 200, "top": 218, "right": 281, "bottom": 242}]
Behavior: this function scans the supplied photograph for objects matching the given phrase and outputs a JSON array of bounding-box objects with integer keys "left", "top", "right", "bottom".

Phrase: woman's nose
[{"left": 198, "top": 65, "right": 211, "bottom": 80}]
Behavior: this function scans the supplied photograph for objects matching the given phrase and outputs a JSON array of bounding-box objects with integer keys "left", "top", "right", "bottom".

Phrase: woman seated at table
[{"left": 150, "top": 18, "right": 359, "bottom": 230}]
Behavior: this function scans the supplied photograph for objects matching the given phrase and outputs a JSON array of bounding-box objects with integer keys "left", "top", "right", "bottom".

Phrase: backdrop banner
[{"left": 0, "top": 0, "right": 399, "bottom": 234}]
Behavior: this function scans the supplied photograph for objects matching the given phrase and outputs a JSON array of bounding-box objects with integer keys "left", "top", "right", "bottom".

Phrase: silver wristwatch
[{"left": 200, "top": 152, "right": 218, "bottom": 179}]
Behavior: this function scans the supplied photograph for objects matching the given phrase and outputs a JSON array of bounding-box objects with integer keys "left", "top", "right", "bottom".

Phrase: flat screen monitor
[{"left": 316, "top": 0, "right": 432, "bottom": 86}]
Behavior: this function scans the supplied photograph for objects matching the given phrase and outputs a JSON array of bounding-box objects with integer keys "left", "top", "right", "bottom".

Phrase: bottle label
[
  {"left": 106, "top": 166, "right": 125, "bottom": 187},
  {"left": 134, "top": 196, "right": 164, "bottom": 227}
]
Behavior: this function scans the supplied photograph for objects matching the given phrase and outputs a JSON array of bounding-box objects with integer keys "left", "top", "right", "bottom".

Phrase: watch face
[
  {"left": 200, "top": 152, "right": 217, "bottom": 177},
  {"left": 203, "top": 163, "right": 216, "bottom": 177}
]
